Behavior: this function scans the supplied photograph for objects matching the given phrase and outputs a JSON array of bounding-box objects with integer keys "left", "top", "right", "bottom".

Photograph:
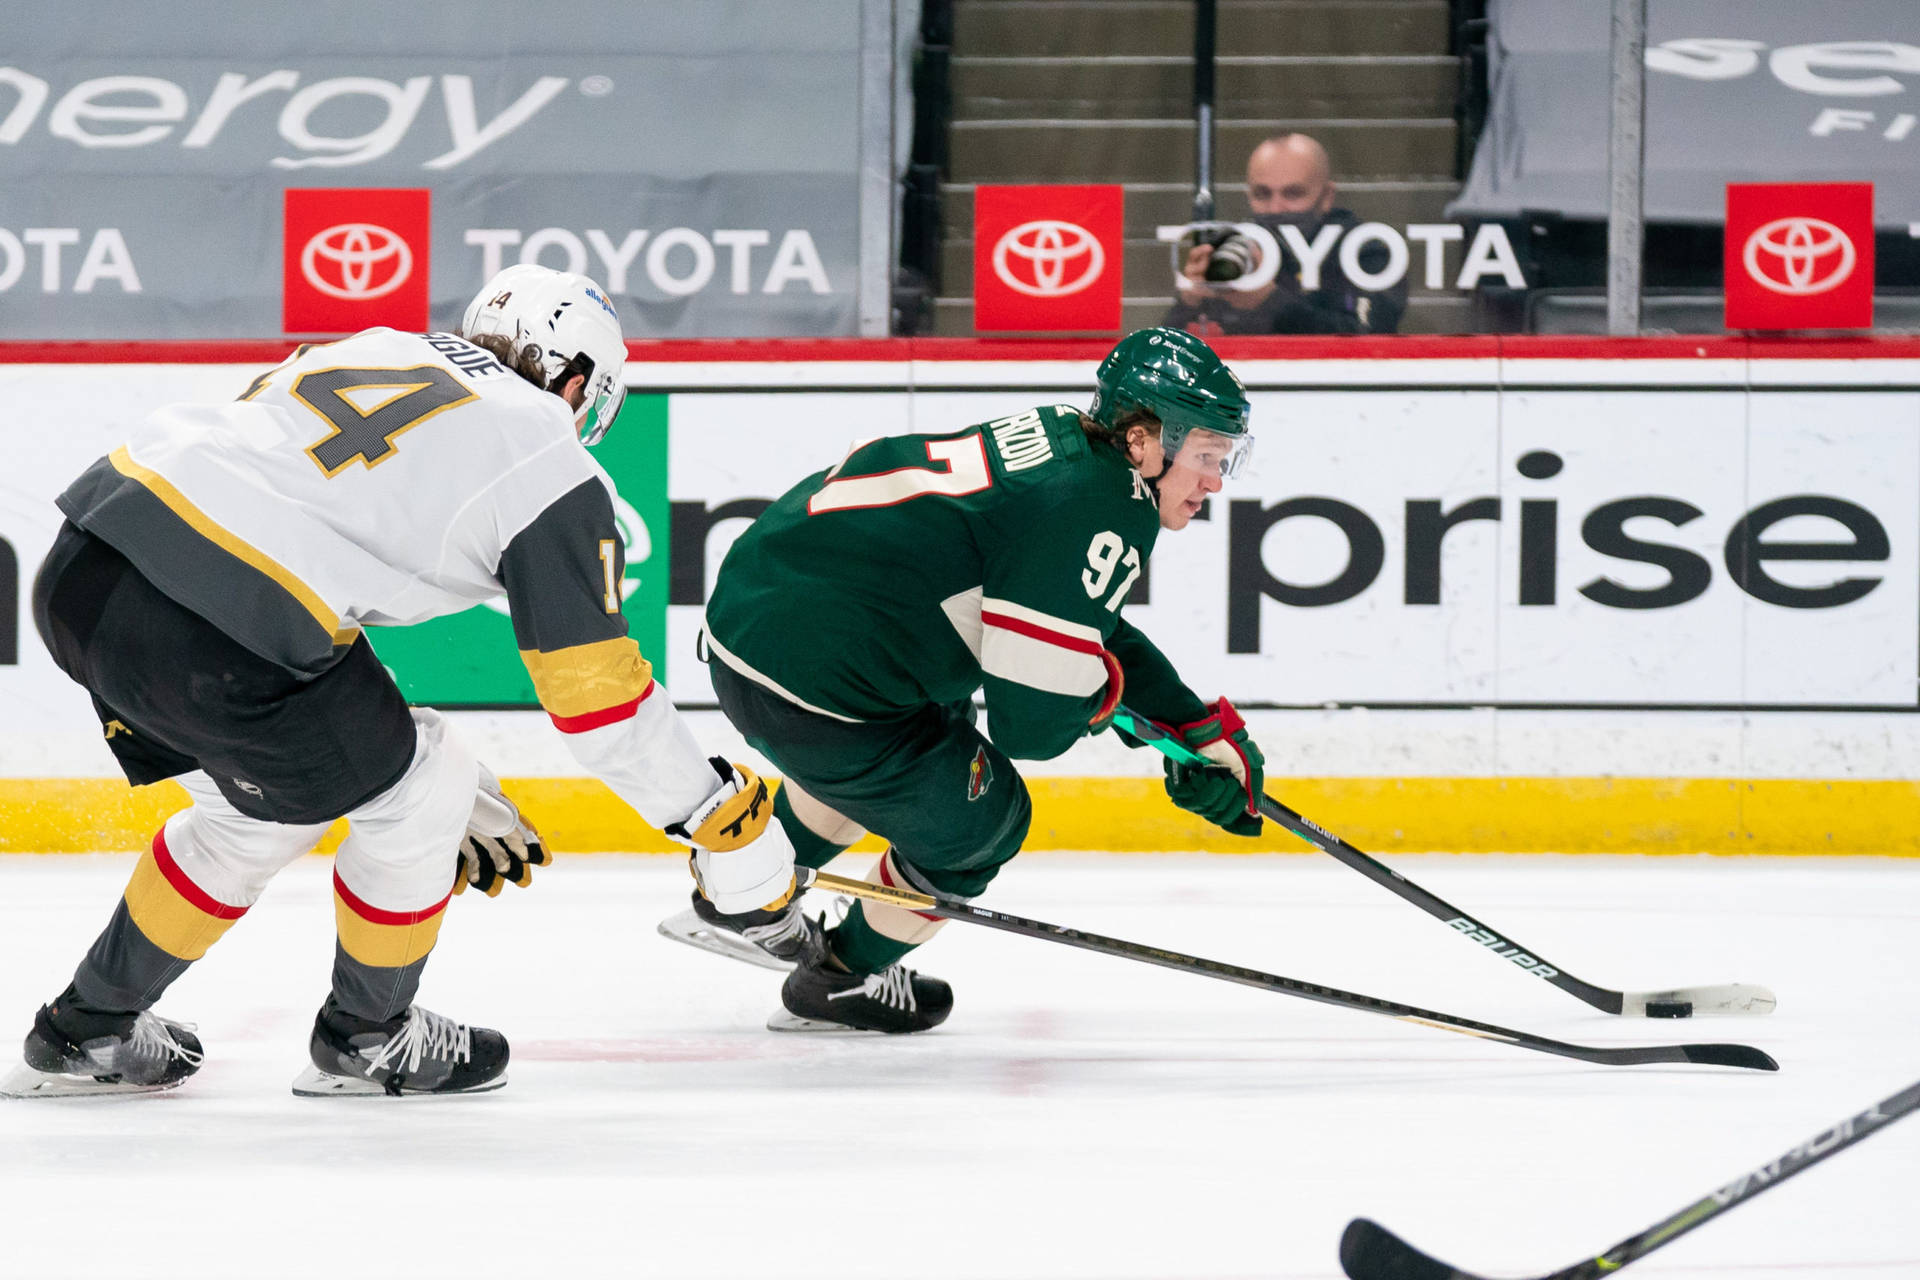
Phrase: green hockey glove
[{"left": 1162, "top": 699, "right": 1264, "bottom": 837}]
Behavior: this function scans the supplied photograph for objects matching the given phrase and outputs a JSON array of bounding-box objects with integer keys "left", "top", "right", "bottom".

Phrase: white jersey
[{"left": 59, "top": 327, "right": 715, "bottom": 829}]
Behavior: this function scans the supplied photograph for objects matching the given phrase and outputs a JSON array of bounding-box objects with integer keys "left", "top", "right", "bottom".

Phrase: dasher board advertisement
[
  {"left": 662, "top": 381, "right": 1919, "bottom": 711},
  {"left": 0, "top": 354, "right": 1914, "bottom": 726}
]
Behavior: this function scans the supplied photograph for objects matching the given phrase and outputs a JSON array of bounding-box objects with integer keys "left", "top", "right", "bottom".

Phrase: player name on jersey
[{"left": 987, "top": 408, "right": 1063, "bottom": 473}]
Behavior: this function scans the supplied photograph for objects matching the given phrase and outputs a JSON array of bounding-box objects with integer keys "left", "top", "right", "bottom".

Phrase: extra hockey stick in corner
[
  {"left": 1339, "top": 1074, "right": 1920, "bottom": 1280},
  {"left": 799, "top": 869, "right": 1776, "bottom": 1072},
  {"left": 1111, "top": 708, "right": 1776, "bottom": 1020}
]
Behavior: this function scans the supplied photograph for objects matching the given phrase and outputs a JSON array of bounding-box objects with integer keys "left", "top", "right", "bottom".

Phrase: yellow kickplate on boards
[{"left": 0, "top": 776, "right": 1915, "bottom": 856}]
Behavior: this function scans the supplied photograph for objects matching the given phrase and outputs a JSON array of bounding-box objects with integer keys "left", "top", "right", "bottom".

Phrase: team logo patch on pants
[{"left": 966, "top": 746, "right": 993, "bottom": 802}]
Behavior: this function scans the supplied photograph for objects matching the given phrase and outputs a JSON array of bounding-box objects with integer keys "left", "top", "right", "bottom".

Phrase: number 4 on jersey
[{"left": 293, "top": 365, "right": 477, "bottom": 476}]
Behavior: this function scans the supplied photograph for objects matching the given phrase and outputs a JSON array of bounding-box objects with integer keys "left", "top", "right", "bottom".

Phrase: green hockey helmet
[{"left": 1089, "top": 327, "right": 1253, "bottom": 477}]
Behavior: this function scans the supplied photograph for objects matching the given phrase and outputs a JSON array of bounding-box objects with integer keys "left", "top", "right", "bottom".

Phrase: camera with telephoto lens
[{"left": 1179, "top": 222, "right": 1260, "bottom": 283}]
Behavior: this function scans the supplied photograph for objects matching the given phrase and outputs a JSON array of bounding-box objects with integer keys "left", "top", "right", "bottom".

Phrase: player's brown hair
[
  {"left": 1078, "top": 407, "right": 1162, "bottom": 456},
  {"left": 463, "top": 333, "right": 550, "bottom": 391}
]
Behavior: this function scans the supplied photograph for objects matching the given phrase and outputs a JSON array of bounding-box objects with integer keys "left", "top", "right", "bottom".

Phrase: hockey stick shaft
[
  {"left": 1340, "top": 1075, "right": 1920, "bottom": 1280},
  {"left": 1113, "top": 708, "right": 1758, "bottom": 1017},
  {"left": 800, "top": 869, "right": 1774, "bottom": 1072},
  {"left": 1597, "top": 1076, "right": 1920, "bottom": 1270},
  {"left": 1191, "top": 0, "right": 1217, "bottom": 221}
]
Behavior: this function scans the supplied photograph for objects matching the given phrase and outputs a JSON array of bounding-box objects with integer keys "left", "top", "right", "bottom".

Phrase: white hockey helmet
[{"left": 461, "top": 263, "right": 628, "bottom": 445}]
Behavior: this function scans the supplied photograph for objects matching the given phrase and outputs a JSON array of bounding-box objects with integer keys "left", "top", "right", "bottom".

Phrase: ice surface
[{"left": 0, "top": 852, "right": 1914, "bottom": 1279}]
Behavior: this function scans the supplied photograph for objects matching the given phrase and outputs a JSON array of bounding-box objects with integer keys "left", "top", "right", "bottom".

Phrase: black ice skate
[
  {"left": 657, "top": 888, "right": 821, "bottom": 972},
  {"left": 771, "top": 942, "right": 953, "bottom": 1034},
  {"left": 291, "top": 996, "right": 508, "bottom": 1097},
  {"left": 1, "top": 990, "right": 203, "bottom": 1097}
]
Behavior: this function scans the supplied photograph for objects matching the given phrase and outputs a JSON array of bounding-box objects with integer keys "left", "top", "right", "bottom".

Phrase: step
[
  {"left": 951, "top": 55, "right": 1459, "bottom": 121},
  {"left": 941, "top": 236, "right": 1468, "bottom": 300},
  {"left": 953, "top": 1, "right": 1453, "bottom": 59},
  {"left": 949, "top": 118, "right": 1457, "bottom": 183},
  {"left": 928, "top": 292, "right": 1476, "bottom": 335},
  {"left": 941, "top": 180, "right": 1461, "bottom": 238}
]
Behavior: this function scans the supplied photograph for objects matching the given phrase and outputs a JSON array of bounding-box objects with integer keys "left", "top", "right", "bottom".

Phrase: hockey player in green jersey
[{"left": 663, "top": 328, "right": 1268, "bottom": 1033}]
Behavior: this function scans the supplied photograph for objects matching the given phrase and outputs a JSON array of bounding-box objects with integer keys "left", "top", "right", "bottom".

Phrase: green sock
[{"left": 827, "top": 904, "right": 918, "bottom": 973}]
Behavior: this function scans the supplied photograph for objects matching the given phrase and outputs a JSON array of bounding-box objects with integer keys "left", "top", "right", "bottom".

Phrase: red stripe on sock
[
  {"left": 877, "top": 851, "right": 942, "bottom": 922},
  {"left": 332, "top": 870, "right": 453, "bottom": 926},
  {"left": 548, "top": 680, "right": 654, "bottom": 734},
  {"left": 152, "top": 828, "right": 248, "bottom": 920}
]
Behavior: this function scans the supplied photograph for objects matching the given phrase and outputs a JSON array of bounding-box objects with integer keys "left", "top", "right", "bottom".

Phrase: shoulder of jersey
[
  {"left": 978, "top": 403, "right": 1085, "bottom": 479},
  {"left": 982, "top": 403, "right": 1150, "bottom": 510}
]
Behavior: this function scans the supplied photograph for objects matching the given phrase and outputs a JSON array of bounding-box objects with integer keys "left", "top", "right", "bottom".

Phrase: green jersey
[{"left": 704, "top": 404, "right": 1207, "bottom": 760}]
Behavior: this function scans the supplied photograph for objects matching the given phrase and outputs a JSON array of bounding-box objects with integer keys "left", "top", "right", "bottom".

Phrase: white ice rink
[{"left": 0, "top": 851, "right": 1915, "bottom": 1280}]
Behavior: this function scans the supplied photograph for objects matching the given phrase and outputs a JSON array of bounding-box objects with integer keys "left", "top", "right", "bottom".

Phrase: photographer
[{"left": 1161, "top": 133, "right": 1407, "bottom": 336}]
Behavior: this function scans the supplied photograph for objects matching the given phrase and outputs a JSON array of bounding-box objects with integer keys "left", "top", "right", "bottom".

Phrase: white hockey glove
[
  {"left": 455, "top": 764, "right": 550, "bottom": 897},
  {"left": 665, "top": 758, "right": 798, "bottom": 916}
]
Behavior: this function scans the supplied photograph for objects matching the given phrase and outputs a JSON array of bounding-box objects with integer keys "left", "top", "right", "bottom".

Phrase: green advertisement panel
[{"left": 367, "top": 394, "right": 671, "bottom": 706}]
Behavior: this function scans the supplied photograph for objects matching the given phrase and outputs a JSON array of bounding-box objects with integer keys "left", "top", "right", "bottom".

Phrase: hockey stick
[
  {"left": 1339, "top": 1074, "right": 1920, "bottom": 1279},
  {"left": 1111, "top": 708, "right": 1775, "bottom": 1019},
  {"left": 799, "top": 869, "right": 1775, "bottom": 1072},
  {"left": 1190, "top": 0, "right": 1218, "bottom": 222}
]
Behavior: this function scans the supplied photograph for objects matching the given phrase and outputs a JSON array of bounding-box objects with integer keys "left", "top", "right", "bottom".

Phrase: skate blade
[
  {"left": 765, "top": 1010, "right": 877, "bottom": 1034},
  {"left": 289, "top": 1065, "right": 509, "bottom": 1098},
  {"left": 0, "top": 1062, "right": 185, "bottom": 1098},
  {"left": 657, "top": 909, "right": 795, "bottom": 972}
]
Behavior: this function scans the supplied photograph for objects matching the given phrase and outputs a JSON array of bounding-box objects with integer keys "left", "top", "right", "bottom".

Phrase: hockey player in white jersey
[{"left": 3, "top": 264, "right": 795, "bottom": 1098}]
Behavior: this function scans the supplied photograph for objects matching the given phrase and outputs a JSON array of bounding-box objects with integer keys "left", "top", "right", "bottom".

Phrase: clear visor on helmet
[
  {"left": 1162, "top": 425, "right": 1254, "bottom": 481},
  {"left": 576, "top": 373, "right": 627, "bottom": 447}
]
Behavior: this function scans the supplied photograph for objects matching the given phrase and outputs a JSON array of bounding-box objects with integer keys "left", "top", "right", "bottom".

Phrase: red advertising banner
[
  {"left": 973, "top": 185, "right": 1123, "bottom": 332},
  {"left": 1725, "top": 183, "right": 1874, "bottom": 331},
  {"left": 284, "top": 188, "right": 431, "bottom": 335}
]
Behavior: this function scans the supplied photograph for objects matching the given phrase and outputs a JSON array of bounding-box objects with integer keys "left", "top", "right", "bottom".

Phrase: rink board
[
  {"left": 3, "top": 773, "right": 1918, "bottom": 857},
  {"left": 2, "top": 337, "right": 1919, "bottom": 854}
]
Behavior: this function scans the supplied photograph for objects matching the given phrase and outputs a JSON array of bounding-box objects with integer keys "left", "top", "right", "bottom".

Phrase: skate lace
[
  {"left": 741, "top": 907, "right": 810, "bottom": 950},
  {"left": 832, "top": 965, "right": 916, "bottom": 1012},
  {"left": 126, "top": 1012, "right": 203, "bottom": 1067},
  {"left": 361, "top": 1007, "right": 471, "bottom": 1078}
]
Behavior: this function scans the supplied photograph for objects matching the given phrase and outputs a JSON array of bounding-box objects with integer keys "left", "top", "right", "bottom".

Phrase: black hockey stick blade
[
  {"left": 1341, "top": 1220, "right": 1466, "bottom": 1280},
  {"left": 803, "top": 870, "right": 1776, "bottom": 1072},
  {"left": 1111, "top": 707, "right": 1776, "bottom": 1019},
  {"left": 1351, "top": 1228, "right": 1466, "bottom": 1280},
  {"left": 1532, "top": 1040, "right": 1775, "bottom": 1071},
  {"left": 1680, "top": 1043, "right": 1779, "bottom": 1071},
  {"left": 1340, "top": 1075, "right": 1920, "bottom": 1280}
]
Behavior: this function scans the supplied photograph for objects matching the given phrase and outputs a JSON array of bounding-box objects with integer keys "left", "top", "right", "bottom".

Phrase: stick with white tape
[
  {"left": 1114, "top": 707, "right": 1776, "bottom": 1020},
  {"left": 800, "top": 869, "right": 1776, "bottom": 1072}
]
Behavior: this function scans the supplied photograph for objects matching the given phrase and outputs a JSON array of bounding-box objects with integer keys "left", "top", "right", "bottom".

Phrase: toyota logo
[
  {"left": 991, "top": 219, "right": 1106, "bottom": 298},
  {"left": 300, "top": 222, "right": 413, "bottom": 301},
  {"left": 1742, "top": 217, "right": 1857, "bottom": 296}
]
